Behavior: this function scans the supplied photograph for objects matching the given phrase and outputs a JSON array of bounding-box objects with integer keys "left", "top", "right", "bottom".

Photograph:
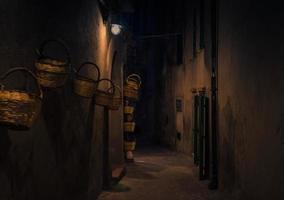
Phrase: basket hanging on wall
[
  {"left": 35, "top": 39, "right": 70, "bottom": 88},
  {"left": 73, "top": 62, "right": 100, "bottom": 98},
  {"left": 124, "top": 74, "right": 141, "bottom": 100},
  {"left": 0, "top": 67, "right": 43, "bottom": 130},
  {"left": 95, "top": 79, "right": 122, "bottom": 110}
]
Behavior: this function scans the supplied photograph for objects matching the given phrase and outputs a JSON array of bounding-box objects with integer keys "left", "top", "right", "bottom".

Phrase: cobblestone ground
[{"left": 98, "top": 147, "right": 221, "bottom": 200}]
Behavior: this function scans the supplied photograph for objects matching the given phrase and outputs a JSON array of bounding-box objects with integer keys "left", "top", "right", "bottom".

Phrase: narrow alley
[
  {"left": 98, "top": 147, "right": 217, "bottom": 200},
  {"left": 0, "top": 0, "right": 284, "bottom": 200}
]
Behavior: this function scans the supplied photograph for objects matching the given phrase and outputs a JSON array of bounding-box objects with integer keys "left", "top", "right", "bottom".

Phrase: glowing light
[{"left": 111, "top": 24, "right": 122, "bottom": 35}]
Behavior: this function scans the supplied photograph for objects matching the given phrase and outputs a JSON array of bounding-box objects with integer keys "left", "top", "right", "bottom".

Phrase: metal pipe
[
  {"left": 209, "top": 0, "right": 219, "bottom": 190},
  {"left": 137, "top": 33, "right": 182, "bottom": 40}
]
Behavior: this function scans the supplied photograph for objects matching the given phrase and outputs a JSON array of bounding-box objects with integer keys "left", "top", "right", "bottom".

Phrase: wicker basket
[
  {"left": 124, "top": 106, "right": 134, "bottom": 114},
  {"left": 124, "top": 141, "right": 136, "bottom": 151},
  {"left": 0, "top": 68, "right": 43, "bottom": 130},
  {"left": 35, "top": 39, "right": 70, "bottom": 88},
  {"left": 73, "top": 62, "right": 100, "bottom": 98},
  {"left": 124, "top": 85, "right": 139, "bottom": 100},
  {"left": 126, "top": 74, "right": 141, "bottom": 90},
  {"left": 124, "top": 122, "right": 136, "bottom": 132},
  {"left": 123, "top": 74, "right": 141, "bottom": 100},
  {"left": 109, "top": 84, "right": 122, "bottom": 110},
  {"left": 95, "top": 79, "right": 122, "bottom": 110}
]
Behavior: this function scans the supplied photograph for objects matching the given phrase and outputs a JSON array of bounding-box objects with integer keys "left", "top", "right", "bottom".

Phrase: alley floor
[{"left": 98, "top": 147, "right": 219, "bottom": 200}]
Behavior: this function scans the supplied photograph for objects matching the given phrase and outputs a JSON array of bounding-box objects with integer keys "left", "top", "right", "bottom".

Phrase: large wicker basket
[
  {"left": 35, "top": 39, "right": 70, "bottom": 88},
  {"left": 0, "top": 67, "right": 43, "bottom": 130},
  {"left": 95, "top": 79, "right": 122, "bottom": 110},
  {"left": 73, "top": 62, "right": 100, "bottom": 98}
]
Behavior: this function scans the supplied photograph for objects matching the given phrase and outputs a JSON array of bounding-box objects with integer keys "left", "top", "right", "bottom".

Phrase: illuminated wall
[{"left": 0, "top": 0, "right": 126, "bottom": 199}]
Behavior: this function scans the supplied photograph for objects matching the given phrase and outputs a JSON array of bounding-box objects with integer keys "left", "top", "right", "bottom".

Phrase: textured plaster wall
[
  {"left": 108, "top": 37, "right": 126, "bottom": 169},
  {"left": 157, "top": 0, "right": 212, "bottom": 154},
  {"left": 0, "top": 0, "right": 125, "bottom": 199},
  {"left": 218, "top": 1, "right": 284, "bottom": 199},
  {"left": 157, "top": 0, "right": 284, "bottom": 199}
]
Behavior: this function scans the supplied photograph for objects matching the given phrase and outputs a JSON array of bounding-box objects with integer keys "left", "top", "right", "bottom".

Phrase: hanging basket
[
  {"left": 124, "top": 106, "right": 134, "bottom": 114},
  {"left": 126, "top": 74, "right": 141, "bottom": 90},
  {"left": 0, "top": 67, "right": 43, "bottom": 130},
  {"left": 124, "top": 141, "right": 136, "bottom": 151},
  {"left": 95, "top": 79, "right": 122, "bottom": 110},
  {"left": 109, "top": 84, "right": 122, "bottom": 110},
  {"left": 35, "top": 39, "right": 70, "bottom": 88},
  {"left": 73, "top": 62, "right": 100, "bottom": 98},
  {"left": 124, "top": 74, "right": 141, "bottom": 100},
  {"left": 124, "top": 85, "right": 139, "bottom": 100},
  {"left": 124, "top": 122, "right": 136, "bottom": 132}
]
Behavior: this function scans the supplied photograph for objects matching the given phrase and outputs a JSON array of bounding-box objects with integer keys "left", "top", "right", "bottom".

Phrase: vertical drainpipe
[{"left": 209, "top": 0, "right": 219, "bottom": 190}]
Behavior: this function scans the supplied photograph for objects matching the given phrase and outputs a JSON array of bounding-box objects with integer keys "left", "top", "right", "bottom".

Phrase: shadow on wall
[
  {"left": 221, "top": 97, "right": 248, "bottom": 194},
  {"left": 42, "top": 90, "right": 64, "bottom": 165},
  {"left": 276, "top": 113, "right": 284, "bottom": 145},
  {"left": 221, "top": 98, "right": 237, "bottom": 191},
  {"left": 41, "top": 86, "right": 96, "bottom": 191}
]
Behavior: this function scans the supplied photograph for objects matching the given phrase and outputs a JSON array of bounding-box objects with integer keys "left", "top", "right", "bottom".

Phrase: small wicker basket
[
  {"left": 108, "top": 85, "right": 122, "bottom": 110},
  {"left": 124, "top": 141, "right": 136, "bottom": 151},
  {"left": 124, "top": 106, "right": 134, "bottom": 114},
  {"left": 124, "top": 85, "right": 139, "bottom": 100},
  {"left": 35, "top": 39, "right": 70, "bottom": 88},
  {"left": 0, "top": 67, "right": 43, "bottom": 130},
  {"left": 95, "top": 79, "right": 122, "bottom": 110},
  {"left": 124, "top": 122, "right": 136, "bottom": 132},
  {"left": 73, "top": 62, "right": 100, "bottom": 98}
]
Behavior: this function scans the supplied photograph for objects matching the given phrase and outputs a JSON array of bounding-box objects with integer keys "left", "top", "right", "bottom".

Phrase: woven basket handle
[
  {"left": 97, "top": 79, "right": 115, "bottom": 95},
  {"left": 113, "top": 84, "right": 122, "bottom": 98},
  {"left": 107, "top": 84, "right": 122, "bottom": 98},
  {"left": 75, "top": 62, "right": 101, "bottom": 82},
  {"left": 0, "top": 67, "right": 43, "bottom": 99},
  {"left": 126, "top": 74, "right": 141, "bottom": 86},
  {"left": 36, "top": 39, "right": 71, "bottom": 65}
]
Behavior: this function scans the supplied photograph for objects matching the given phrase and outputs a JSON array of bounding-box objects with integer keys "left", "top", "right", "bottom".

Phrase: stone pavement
[{"left": 98, "top": 147, "right": 221, "bottom": 200}]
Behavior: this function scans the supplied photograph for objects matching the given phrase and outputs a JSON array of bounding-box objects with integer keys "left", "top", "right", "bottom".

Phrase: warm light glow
[{"left": 111, "top": 24, "right": 122, "bottom": 35}]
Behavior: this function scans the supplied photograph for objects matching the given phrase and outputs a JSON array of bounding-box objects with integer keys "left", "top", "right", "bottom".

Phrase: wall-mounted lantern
[
  {"left": 109, "top": 13, "right": 125, "bottom": 36},
  {"left": 111, "top": 24, "right": 122, "bottom": 35}
]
